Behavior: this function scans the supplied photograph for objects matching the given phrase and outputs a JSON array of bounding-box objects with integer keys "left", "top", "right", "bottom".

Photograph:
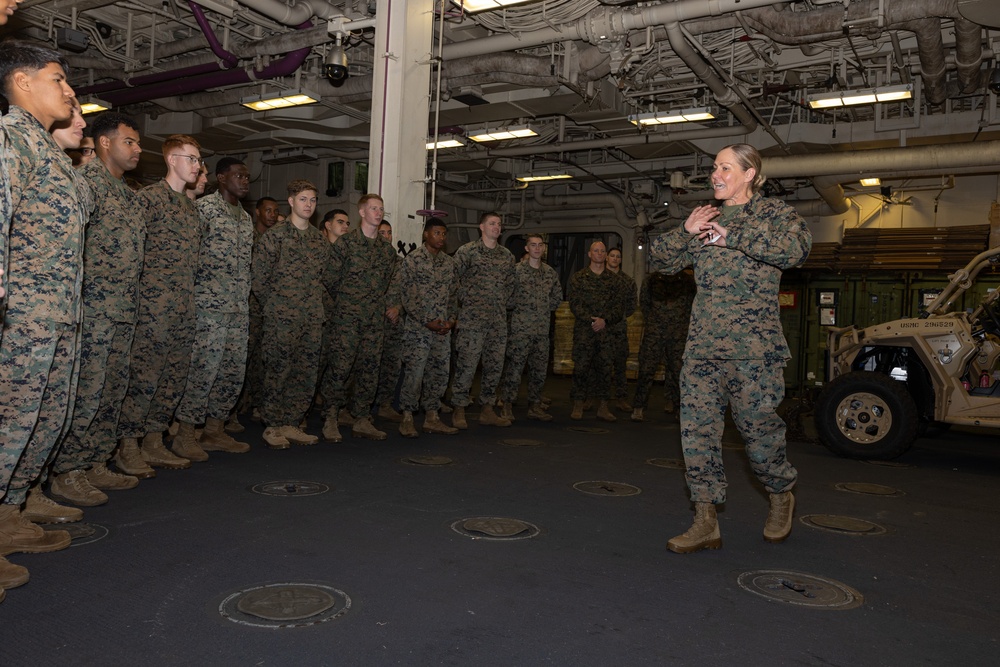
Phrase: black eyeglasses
[{"left": 80, "top": 147, "right": 95, "bottom": 156}]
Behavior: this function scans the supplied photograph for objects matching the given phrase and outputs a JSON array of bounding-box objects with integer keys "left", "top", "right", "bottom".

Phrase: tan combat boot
[
  {"left": 527, "top": 402, "right": 553, "bottom": 422},
  {"left": 667, "top": 502, "right": 722, "bottom": 554},
  {"left": 86, "top": 463, "right": 138, "bottom": 491},
  {"left": 377, "top": 403, "right": 403, "bottom": 423},
  {"left": 480, "top": 404, "right": 511, "bottom": 427},
  {"left": 596, "top": 400, "right": 617, "bottom": 422},
  {"left": 630, "top": 407, "right": 645, "bottom": 422},
  {"left": 23, "top": 486, "right": 83, "bottom": 524},
  {"left": 452, "top": 406, "right": 468, "bottom": 430},
  {"left": 171, "top": 421, "right": 208, "bottom": 462},
  {"left": 0, "top": 504, "right": 72, "bottom": 555},
  {"left": 225, "top": 411, "right": 245, "bottom": 433},
  {"left": 200, "top": 417, "right": 250, "bottom": 453},
  {"left": 615, "top": 398, "right": 633, "bottom": 412},
  {"left": 113, "top": 437, "right": 156, "bottom": 479},
  {"left": 141, "top": 431, "right": 191, "bottom": 469},
  {"left": 570, "top": 400, "right": 584, "bottom": 420},
  {"left": 582, "top": 399, "right": 594, "bottom": 411},
  {"left": 262, "top": 426, "right": 291, "bottom": 449},
  {"left": 352, "top": 416, "right": 387, "bottom": 441},
  {"left": 399, "top": 411, "right": 419, "bottom": 438},
  {"left": 500, "top": 401, "right": 515, "bottom": 423},
  {"left": 423, "top": 410, "right": 458, "bottom": 435},
  {"left": 50, "top": 470, "right": 109, "bottom": 507},
  {"left": 540, "top": 395, "right": 552, "bottom": 408},
  {"left": 322, "top": 415, "right": 342, "bottom": 443},
  {"left": 0, "top": 555, "right": 29, "bottom": 590},
  {"left": 279, "top": 425, "right": 319, "bottom": 445},
  {"left": 763, "top": 491, "right": 795, "bottom": 543},
  {"left": 338, "top": 407, "right": 354, "bottom": 427}
]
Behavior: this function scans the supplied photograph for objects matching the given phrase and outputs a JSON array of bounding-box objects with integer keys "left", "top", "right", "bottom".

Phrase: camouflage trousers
[
  {"left": 451, "top": 326, "right": 507, "bottom": 407},
  {"left": 399, "top": 326, "right": 451, "bottom": 413},
  {"left": 0, "top": 321, "right": 78, "bottom": 505},
  {"left": 499, "top": 332, "right": 549, "bottom": 405},
  {"left": 570, "top": 326, "right": 612, "bottom": 400},
  {"left": 176, "top": 312, "right": 249, "bottom": 424},
  {"left": 609, "top": 323, "right": 629, "bottom": 399},
  {"left": 679, "top": 358, "right": 797, "bottom": 504},
  {"left": 375, "top": 319, "right": 402, "bottom": 407},
  {"left": 237, "top": 300, "right": 263, "bottom": 412},
  {"left": 317, "top": 317, "right": 352, "bottom": 414},
  {"left": 53, "top": 317, "right": 135, "bottom": 474},
  {"left": 324, "top": 313, "right": 385, "bottom": 418},
  {"left": 118, "top": 307, "right": 196, "bottom": 438},
  {"left": 632, "top": 323, "right": 685, "bottom": 409},
  {"left": 260, "top": 315, "right": 322, "bottom": 426}
]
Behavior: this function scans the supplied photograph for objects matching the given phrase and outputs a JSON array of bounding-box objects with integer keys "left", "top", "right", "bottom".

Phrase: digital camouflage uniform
[
  {"left": 450, "top": 239, "right": 515, "bottom": 407},
  {"left": 176, "top": 192, "right": 253, "bottom": 424},
  {"left": 117, "top": 179, "right": 206, "bottom": 439},
  {"left": 567, "top": 267, "right": 624, "bottom": 401},
  {"left": 648, "top": 194, "right": 812, "bottom": 504},
  {"left": 252, "top": 222, "right": 332, "bottom": 426},
  {"left": 0, "top": 111, "right": 10, "bottom": 318},
  {"left": 608, "top": 270, "right": 637, "bottom": 400},
  {"left": 499, "top": 259, "right": 562, "bottom": 405},
  {"left": 323, "top": 229, "right": 400, "bottom": 418},
  {"left": 52, "top": 158, "right": 145, "bottom": 475},
  {"left": 375, "top": 252, "right": 404, "bottom": 408},
  {"left": 0, "top": 106, "right": 90, "bottom": 506},
  {"left": 399, "top": 245, "right": 458, "bottom": 413},
  {"left": 239, "top": 227, "right": 266, "bottom": 413},
  {"left": 632, "top": 271, "right": 695, "bottom": 410}
]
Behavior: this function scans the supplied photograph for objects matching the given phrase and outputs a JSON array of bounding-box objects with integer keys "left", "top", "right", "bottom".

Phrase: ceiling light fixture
[
  {"left": 426, "top": 135, "right": 467, "bottom": 150},
  {"left": 241, "top": 89, "right": 321, "bottom": 111},
  {"left": 859, "top": 177, "right": 881, "bottom": 187},
  {"left": 515, "top": 172, "right": 572, "bottom": 183},
  {"left": 79, "top": 96, "right": 112, "bottom": 114},
  {"left": 807, "top": 84, "right": 913, "bottom": 110},
  {"left": 628, "top": 107, "right": 715, "bottom": 126},
  {"left": 468, "top": 124, "right": 540, "bottom": 142},
  {"left": 450, "top": 0, "right": 540, "bottom": 13}
]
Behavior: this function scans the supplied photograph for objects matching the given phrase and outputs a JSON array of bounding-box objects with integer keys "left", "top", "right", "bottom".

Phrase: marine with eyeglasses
[{"left": 115, "top": 135, "right": 209, "bottom": 471}]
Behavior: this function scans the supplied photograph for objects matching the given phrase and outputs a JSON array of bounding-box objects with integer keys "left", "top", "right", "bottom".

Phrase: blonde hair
[{"left": 722, "top": 143, "right": 766, "bottom": 194}]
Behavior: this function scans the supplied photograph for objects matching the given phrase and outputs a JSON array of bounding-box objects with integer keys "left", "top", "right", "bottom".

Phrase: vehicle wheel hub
[{"left": 835, "top": 392, "right": 891, "bottom": 443}]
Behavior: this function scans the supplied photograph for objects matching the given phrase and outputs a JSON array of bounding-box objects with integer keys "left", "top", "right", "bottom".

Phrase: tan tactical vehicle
[{"left": 816, "top": 247, "right": 1000, "bottom": 459}]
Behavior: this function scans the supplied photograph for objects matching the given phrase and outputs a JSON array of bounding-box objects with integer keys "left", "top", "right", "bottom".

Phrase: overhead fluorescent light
[
  {"left": 426, "top": 135, "right": 466, "bottom": 150},
  {"left": 79, "top": 96, "right": 112, "bottom": 114},
  {"left": 241, "top": 89, "right": 321, "bottom": 111},
  {"left": 807, "top": 84, "right": 913, "bottom": 109},
  {"left": 860, "top": 177, "right": 881, "bottom": 187},
  {"left": 516, "top": 172, "right": 572, "bottom": 183},
  {"left": 450, "top": 0, "right": 538, "bottom": 13},
  {"left": 468, "top": 124, "right": 539, "bottom": 142},
  {"left": 628, "top": 107, "right": 715, "bottom": 126}
]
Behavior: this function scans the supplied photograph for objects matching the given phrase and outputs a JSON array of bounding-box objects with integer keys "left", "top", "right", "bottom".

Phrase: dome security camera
[
  {"left": 325, "top": 44, "right": 349, "bottom": 83},
  {"left": 990, "top": 68, "right": 1000, "bottom": 95}
]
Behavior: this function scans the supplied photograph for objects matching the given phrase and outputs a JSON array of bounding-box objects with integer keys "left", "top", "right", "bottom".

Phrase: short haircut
[
  {"left": 424, "top": 217, "right": 447, "bottom": 233},
  {"left": 89, "top": 112, "right": 139, "bottom": 142},
  {"left": 608, "top": 247, "right": 622, "bottom": 257},
  {"left": 479, "top": 211, "right": 502, "bottom": 225},
  {"left": 0, "top": 40, "right": 69, "bottom": 98},
  {"left": 215, "top": 156, "right": 244, "bottom": 176},
  {"left": 322, "top": 208, "right": 349, "bottom": 223},
  {"left": 358, "top": 193, "right": 383, "bottom": 207},
  {"left": 161, "top": 134, "right": 200, "bottom": 157},
  {"left": 378, "top": 221, "right": 392, "bottom": 229},
  {"left": 256, "top": 196, "right": 277, "bottom": 210},
  {"left": 287, "top": 179, "right": 317, "bottom": 197},
  {"left": 525, "top": 233, "right": 544, "bottom": 244}
]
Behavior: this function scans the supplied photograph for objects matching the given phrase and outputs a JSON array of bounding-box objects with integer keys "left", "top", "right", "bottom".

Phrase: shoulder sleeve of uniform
[
  {"left": 647, "top": 224, "right": 694, "bottom": 274},
  {"left": 726, "top": 197, "right": 812, "bottom": 270}
]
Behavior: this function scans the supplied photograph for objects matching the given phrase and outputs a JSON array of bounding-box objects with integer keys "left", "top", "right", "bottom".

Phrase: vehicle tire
[{"left": 814, "top": 371, "right": 919, "bottom": 460}]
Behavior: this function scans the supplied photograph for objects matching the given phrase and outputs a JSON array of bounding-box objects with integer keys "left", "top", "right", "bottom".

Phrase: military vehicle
[{"left": 816, "top": 247, "right": 1000, "bottom": 459}]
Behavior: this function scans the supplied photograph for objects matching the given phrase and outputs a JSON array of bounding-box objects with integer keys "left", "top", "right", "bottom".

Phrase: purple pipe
[
  {"left": 188, "top": 1, "right": 239, "bottom": 68},
  {"left": 77, "top": 3, "right": 314, "bottom": 107}
]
